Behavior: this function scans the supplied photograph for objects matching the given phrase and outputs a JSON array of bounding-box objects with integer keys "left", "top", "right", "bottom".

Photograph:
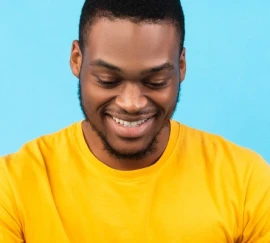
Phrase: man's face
[{"left": 70, "top": 18, "right": 186, "bottom": 160}]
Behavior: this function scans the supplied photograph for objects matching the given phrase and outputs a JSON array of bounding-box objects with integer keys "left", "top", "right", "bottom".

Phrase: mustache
[{"left": 105, "top": 109, "right": 160, "bottom": 116}]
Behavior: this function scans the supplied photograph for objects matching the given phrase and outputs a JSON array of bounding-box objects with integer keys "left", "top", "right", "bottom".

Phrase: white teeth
[{"left": 112, "top": 117, "right": 148, "bottom": 127}]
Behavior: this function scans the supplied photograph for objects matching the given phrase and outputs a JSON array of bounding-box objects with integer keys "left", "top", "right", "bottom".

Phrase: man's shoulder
[
  {"left": 173, "top": 120, "right": 269, "bottom": 170},
  {"left": 174, "top": 120, "right": 270, "bottom": 208},
  {"left": 0, "top": 121, "right": 82, "bottom": 171}
]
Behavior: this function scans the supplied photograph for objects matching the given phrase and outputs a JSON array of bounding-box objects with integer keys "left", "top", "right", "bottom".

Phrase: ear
[
  {"left": 70, "top": 40, "right": 82, "bottom": 78},
  {"left": 179, "top": 48, "right": 186, "bottom": 83}
]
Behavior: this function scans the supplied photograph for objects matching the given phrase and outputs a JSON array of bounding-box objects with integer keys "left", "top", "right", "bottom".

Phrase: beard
[{"left": 78, "top": 81, "right": 181, "bottom": 161}]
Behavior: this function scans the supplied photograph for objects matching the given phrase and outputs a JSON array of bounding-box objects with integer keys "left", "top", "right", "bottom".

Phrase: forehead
[{"left": 84, "top": 18, "right": 180, "bottom": 69}]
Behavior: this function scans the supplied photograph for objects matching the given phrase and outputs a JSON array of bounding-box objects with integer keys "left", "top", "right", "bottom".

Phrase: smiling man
[
  {"left": 73, "top": 15, "right": 184, "bottom": 170},
  {"left": 0, "top": 0, "right": 270, "bottom": 242}
]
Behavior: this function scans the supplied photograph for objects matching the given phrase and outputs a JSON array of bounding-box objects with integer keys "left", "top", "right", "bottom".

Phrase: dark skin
[{"left": 70, "top": 18, "right": 186, "bottom": 171}]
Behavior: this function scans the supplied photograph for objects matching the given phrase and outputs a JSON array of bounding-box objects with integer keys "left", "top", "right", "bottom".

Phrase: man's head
[
  {"left": 78, "top": 0, "right": 185, "bottom": 53},
  {"left": 70, "top": 0, "right": 186, "bottom": 166}
]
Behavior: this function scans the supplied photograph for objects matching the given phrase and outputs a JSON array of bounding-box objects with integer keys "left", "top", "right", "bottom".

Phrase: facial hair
[{"left": 78, "top": 81, "right": 181, "bottom": 161}]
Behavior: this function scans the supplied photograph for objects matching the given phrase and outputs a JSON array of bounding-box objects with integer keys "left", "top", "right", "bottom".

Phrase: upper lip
[{"left": 107, "top": 114, "right": 155, "bottom": 122}]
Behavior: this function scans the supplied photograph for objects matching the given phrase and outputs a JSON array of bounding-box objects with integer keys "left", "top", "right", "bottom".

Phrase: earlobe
[
  {"left": 70, "top": 40, "right": 82, "bottom": 78},
  {"left": 179, "top": 48, "right": 186, "bottom": 82}
]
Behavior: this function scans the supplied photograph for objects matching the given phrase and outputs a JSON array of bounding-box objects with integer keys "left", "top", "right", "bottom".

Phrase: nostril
[{"left": 115, "top": 93, "right": 147, "bottom": 114}]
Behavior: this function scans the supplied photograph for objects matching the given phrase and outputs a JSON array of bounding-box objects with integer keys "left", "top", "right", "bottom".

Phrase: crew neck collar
[{"left": 72, "top": 120, "right": 182, "bottom": 181}]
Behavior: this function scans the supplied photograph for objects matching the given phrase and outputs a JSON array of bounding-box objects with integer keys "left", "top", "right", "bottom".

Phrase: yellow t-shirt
[{"left": 0, "top": 120, "right": 269, "bottom": 243}]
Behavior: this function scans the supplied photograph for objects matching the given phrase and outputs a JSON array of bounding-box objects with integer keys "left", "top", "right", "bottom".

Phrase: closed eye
[
  {"left": 143, "top": 79, "right": 169, "bottom": 89},
  {"left": 96, "top": 76, "right": 169, "bottom": 89},
  {"left": 96, "top": 78, "right": 121, "bottom": 88}
]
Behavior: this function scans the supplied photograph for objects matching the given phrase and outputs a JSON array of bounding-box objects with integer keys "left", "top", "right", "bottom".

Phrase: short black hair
[{"left": 79, "top": 0, "right": 185, "bottom": 53}]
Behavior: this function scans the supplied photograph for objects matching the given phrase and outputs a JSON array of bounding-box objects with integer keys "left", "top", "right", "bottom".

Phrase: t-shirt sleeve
[
  {"left": 241, "top": 154, "right": 270, "bottom": 242},
  {"left": 0, "top": 156, "right": 24, "bottom": 243}
]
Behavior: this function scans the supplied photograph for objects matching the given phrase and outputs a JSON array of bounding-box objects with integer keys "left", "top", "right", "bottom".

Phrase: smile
[
  {"left": 106, "top": 115, "right": 155, "bottom": 138},
  {"left": 112, "top": 117, "right": 149, "bottom": 127}
]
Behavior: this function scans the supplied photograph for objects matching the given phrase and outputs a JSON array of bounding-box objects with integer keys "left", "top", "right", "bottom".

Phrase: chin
[
  {"left": 104, "top": 138, "right": 158, "bottom": 161},
  {"left": 113, "top": 146, "right": 146, "bottom": 155},
  {"left": 85, "top": 118, "right": 159, "bottom": 160}
]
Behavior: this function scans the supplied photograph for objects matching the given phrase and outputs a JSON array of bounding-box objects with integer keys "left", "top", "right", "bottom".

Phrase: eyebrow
[
  {"left": 90, "top": 59, "right": 122, "bottom": 72},
  {"left": 89, "top": 59, "right": 175, "bottom": 75}
]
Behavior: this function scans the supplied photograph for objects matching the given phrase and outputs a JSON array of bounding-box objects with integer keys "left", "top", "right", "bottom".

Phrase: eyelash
[
  {"left": 96, "top": 78, "right": 169, "bottom": 89},
  {"left": 144, "top": 80, "right": 169, "bottom": 88},
  {"left": 97, "top": 78, "right": 121, "bottom": 88}
]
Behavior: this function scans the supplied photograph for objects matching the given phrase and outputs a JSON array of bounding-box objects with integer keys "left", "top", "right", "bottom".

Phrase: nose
[{"left": 115, "top": 82, "right": 147, "bottom": 113}]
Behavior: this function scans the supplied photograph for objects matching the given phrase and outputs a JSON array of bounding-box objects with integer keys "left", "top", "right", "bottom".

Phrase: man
[{"left": 0, "top": 0, "right": 269, "bottom": 242}]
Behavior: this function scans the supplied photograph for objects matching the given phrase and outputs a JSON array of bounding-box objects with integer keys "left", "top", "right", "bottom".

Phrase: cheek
[
  {"left": 153, "top": 85, "right": 179, "bottom": 109},
  {"left": 81, "top": 81, "right": 115, "bottom": 114},
  {"left": 81, "top": 82, "right": 99, "bottom": 113}
]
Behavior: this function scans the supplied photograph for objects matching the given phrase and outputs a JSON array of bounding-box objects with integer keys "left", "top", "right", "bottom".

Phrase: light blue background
[{"left": 0, "top": 1, "right": 269, "bottom": 162}]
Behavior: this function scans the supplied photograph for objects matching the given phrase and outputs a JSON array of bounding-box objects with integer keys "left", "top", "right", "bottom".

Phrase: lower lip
[{"left": 106, "top": 116, "right": 155, "bottom": 138}]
